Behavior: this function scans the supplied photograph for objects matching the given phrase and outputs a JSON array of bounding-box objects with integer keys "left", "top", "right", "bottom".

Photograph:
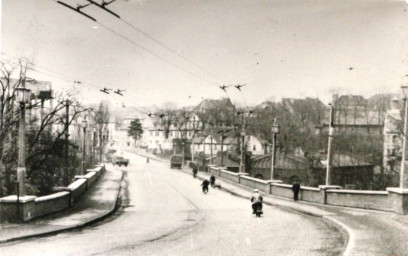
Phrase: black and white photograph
[{"left": 1, "top": 0, "right": 408, "bottom": 255}]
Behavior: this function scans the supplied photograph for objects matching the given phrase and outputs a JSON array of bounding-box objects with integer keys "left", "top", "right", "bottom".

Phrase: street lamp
[
  {"left": 91, "top": 127, "right": 96, "bottom": 165},
  {"left": 400, "top": 86, "right": 408, "bottom": 189},
  {"left": 15, "top": 86, "right": 31, "bottom": 197},
  {"left": 326, "top": 103, "right": 334, "bottom": 186},
  {"left": 270, "top": 119, "right": 280, "bottom": 180},
  {"left": 81, "top": 119, "right": 88, "bottom": 175},
  {"left": 239, "top": 129, "right": 246, "bottom": 173}
]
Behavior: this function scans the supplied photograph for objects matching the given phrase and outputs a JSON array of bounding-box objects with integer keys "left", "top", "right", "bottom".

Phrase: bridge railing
[
  {"left": 207, "top": 165, "right": 408, "bottom": 214},
  {"left": 0, "top": 165, "right": 106, "bottom": 223}
]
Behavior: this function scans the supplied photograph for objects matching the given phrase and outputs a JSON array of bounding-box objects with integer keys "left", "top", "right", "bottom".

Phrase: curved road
[{"left": 1, "top": 152, "right": 344, "bottom": 256}]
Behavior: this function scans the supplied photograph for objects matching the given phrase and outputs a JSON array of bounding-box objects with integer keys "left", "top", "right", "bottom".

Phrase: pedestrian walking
[
  {"left": 292, "top": 180, "right": 301, "bottom": 201},
  {"left": 146, "top": 157, "right": 150, "bottom": 163},
  {"left": 193, "top": 167, "right": 198, "bottom": 178},
  {"left": 201, "top": 179, "right": 210, "bottom": 194},
  {"left": 210, "top": 175, "right": 216, "bottom": 187}
]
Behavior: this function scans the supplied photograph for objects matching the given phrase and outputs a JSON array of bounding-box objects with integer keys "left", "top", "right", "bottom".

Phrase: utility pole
[
  {"left": 326, "top": 103, "right": 334, "bottom": 186},
  {"left": 81, "top": 119, "right": 88, "bottom": 175},
  {"left": 202, "top": 135, "right": 206, "bottom": 171},
  {"left": 270, "top": 119, "right": 280, "bottom": 180},
  {"left": 64, "top": 100, "right": 70, "bottom": 185},
  {"left": 191, "top": 116, "right": 197, "bottom": 162},
  {"left": 239, "top": 112, "right": 246, "bottom": 173},
  {"left": 182, "top": 140, "right": 185, "bottom": 166},
  {"left": 220, "top": 129, "right": 225, "bottom": 166},
  {"left": 99, "top": 128, "right": 104, "bottom": 163},
  {"left": 210, "top": 128, "right": 213, "bottom": 165},
  {"left": 240, "top": 128, "right": 246, "bottom": 173},
  {"left": 400, "top": 86, "right": 408, "bottom": 188}
]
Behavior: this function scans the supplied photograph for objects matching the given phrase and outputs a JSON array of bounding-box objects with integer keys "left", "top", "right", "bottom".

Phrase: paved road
[{"left": 0, "top": 152, "right": 344, "bottom": 256}]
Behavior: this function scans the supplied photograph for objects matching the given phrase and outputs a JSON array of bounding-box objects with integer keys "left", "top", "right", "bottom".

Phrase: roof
[
  {"left": 252, "top": 152, "right": 309, "bottom": 170},
  {"left": 252, "top": 152, "right": 372, "bottom": 169},
  {"left": 223, "top": 136, "right": 238, "bottom": 145},
  {"left": 192, "top": 136, "right": 205, "bottom": 143},
  {"left": 211, "top": 152, "right": 240, "bottom": 167},
  {"left": 322, "top": 95, "right": 385, "bottom": 126},
  {"left": 194, "top": 98, "right": 235, "bottom": 112},
  {"left": 319, "top": 154, "right": 372, "bottom": 168}
]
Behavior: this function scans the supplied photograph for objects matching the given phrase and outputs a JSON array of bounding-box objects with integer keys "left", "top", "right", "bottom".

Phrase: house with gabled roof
[{"left": 251, "top": 151, "right": 374, "bottom": 189}]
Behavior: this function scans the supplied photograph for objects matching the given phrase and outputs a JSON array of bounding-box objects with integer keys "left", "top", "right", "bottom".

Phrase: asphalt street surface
[{"left": 0, "top": 152, "right": 344, "bottom": 256}]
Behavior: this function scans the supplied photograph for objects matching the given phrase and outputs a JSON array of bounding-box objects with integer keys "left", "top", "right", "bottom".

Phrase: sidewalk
[{"left": 0, "top": 165, "right": 123, "bottom": 244}]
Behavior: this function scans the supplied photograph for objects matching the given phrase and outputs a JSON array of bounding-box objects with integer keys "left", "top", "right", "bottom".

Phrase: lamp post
[
  {"left": 181, "top": 140, "right": 185, "bottom": 166},
  {"left": 270, "top": 119, "right": 280, "bottom": 180},
  {"left": 239, "top": 128, "right": 246, "bottom": 173},
  {"left": 92, "top": 127, "right": 96, "bottom": 166},
  {"left": 15, "top": 86, "right": 31, "bottom": 197},
  {"left": 326, "top": 103, "right": 334, "bottom": 186},
  {"left": 400, "top": 86, "right": 408, "bottom": 189},
  {"left": 81, "top": 119, "right": 88, "bottom": 175}
]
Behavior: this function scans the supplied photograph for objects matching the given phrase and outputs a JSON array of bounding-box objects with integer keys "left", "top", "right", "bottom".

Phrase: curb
[
  {"left": 325, "top": 216, "right": 354, "bottom": 256},
  {"left": 0, "top": 170, "right": 125, "bottom": 244}
]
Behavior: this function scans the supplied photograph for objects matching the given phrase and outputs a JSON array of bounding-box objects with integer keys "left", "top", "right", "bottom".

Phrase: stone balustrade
[
  {"left": 0, "top": 165, "right": 106, "bottom": 223},
  {"left": 207, "top": 165, "right": 408, "bottom": 214}
]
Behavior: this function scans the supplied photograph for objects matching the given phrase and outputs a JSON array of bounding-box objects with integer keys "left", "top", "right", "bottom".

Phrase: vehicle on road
[
  {"left": 112, "top": 156, "right": 129, "bottom": 167},
  {"left": 253, "top": 202, "right": 263, "bottom": 217},
  {"left": 251, "top": 189, "right": 263, "bottom": 217},
  {"left": 170, "top": 154, "right": 183, "bottom": 169}
]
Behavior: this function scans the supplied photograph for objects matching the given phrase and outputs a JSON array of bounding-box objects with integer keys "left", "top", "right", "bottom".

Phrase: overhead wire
[
  {"left": 118, "top": 18, "right": 229, "bottom": 85},
  {"left": 0, "top": 54, "right": 132, "bottom": 107},
  {"left": 94, "top": 21, "right": 220, "bottom": 87},
  {"left": 52, "top": 0, "right": 222, "bottom": 89},
  {"left": 1, "top": 53, "right": 99, "bottom": 90},
  {"left": 85, "top": 0, "right": 229, "bottom": 84},
  {"left": 44, "top": 0, "right": 252, "bottom": 110}
]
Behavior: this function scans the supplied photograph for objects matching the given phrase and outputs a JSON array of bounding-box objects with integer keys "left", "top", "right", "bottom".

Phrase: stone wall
[
  {"left": 0, "top": 165, "right": 106, "bottom": 223},
  {"left": 207, "top": 165, "right": 408, "bottom": 214},
  {"left": 326, "top": 190, "right": 389, "bottom": 211}
]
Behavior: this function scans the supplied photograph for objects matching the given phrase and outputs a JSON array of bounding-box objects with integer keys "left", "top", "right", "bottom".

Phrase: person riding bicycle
[{"left": 251, "top": 189, "right": 263, "bottom": 214}]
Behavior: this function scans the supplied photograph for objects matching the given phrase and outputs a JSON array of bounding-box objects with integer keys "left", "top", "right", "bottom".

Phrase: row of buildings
[{"left": 107, "top": 93, "right": 403, "bottom": 190}]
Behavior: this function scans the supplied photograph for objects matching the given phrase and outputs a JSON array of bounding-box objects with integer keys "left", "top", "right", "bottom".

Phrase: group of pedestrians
[
  {"left": 201, "top": 175, "right": 216, "bottom": 194},
  {"left": 193, "top": 167, "right": 217, "bottom": 194},
  {"left": 193, "top": 166, "right": 302, "bottom": 201}
]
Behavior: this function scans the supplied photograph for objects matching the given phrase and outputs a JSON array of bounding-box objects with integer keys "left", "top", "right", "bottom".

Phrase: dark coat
[
  {"left": 292, "top": 183, "right": 300, "bottom": 193},
  {"left": 201, "top": 180, "right": 210, "bottom": 187}
]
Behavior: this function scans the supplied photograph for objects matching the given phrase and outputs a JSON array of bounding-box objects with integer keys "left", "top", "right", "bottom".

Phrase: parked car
[
  {"left": 170, "top": 154, "right": 183, "bottom": 169},
  {"left": 112, "top": 156, "right": 129, "bottom": 167}
]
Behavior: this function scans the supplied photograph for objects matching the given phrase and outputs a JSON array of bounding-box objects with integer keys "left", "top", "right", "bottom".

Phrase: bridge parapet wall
[
  {"left": 207, "top": 165, "right": 408, "bottom": 214},
  {"left": 0, "top": 164, "right": 106, "bottom": 223}
]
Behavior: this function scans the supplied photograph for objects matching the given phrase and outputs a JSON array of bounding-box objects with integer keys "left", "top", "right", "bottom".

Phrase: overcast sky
[{"left": 2, "top": 0, "right": 408, "bottom": 108}]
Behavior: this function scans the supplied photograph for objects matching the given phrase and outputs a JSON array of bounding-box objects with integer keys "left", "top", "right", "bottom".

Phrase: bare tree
[{"left": 92, "top": 101, "right": 111, "bottom": 162}]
